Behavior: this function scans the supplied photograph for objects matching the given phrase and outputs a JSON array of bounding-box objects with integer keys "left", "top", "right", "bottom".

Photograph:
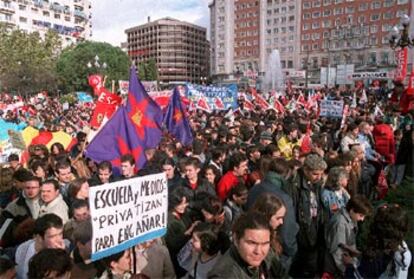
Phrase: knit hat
[{"left": 260, "top": 131, "right": 273, "bottom": 141}]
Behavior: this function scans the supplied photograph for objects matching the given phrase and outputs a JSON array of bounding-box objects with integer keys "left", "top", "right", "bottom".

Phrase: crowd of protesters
[{"left": 0, "top": 83, "right": 413, "bottom": 279}]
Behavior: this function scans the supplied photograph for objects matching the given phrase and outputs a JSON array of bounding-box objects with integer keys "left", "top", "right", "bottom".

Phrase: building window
[
  {"left": 312, "top": 22, "right": 320, "bottom": 29},
  {"left": 369, "top": 52, "right": 377, "bottom": 63},
  {"left": 397, "top": 0, "right": 408, "bottom": 3},
  {"left": 19, "top": 4, "right": 26, "bottom": 10},
  {"left": 384, "top": 0, "right": 394, "bottom": 7},
  {"left": 288, "top": 60, "right": 293, "bottom": 68},
  {"left": 303, "top": 23, "right": 309, "bottom": 30},
  {"left": 65, "top": 16, "right": 70, "bottom": 21},
  {"left": 313, "top": 0, "right": 321, "bottom": 7},
  {"left": 323, "top": 9, "right": 331, "bottom": 16},
  {"left": 346, "top": 6, "right": 354, "bottom": 13},
  {"left": 312, "top": 12, "right": 320, "bottom": 18},
  {"left": 334, "top": 7, "right": 343, "bottom": 15},
  {"left": 383, "top": 12, "right": 393, "bottom": 20},
  {"left": 304, "top": 13, "right": 311, "bottom": 19},
  {"left": 371, "top": 1, "right": 381, "bottom": 9},
  {"left": 54, "top": 13, "right": 60, "bottom": 19},
  {"left": 359, "top": 3, "right": 368, "bottom": 11},
  {"left": 396, "top": 10, "right": 408, "bottom": 17},
  {"left": 370, "top": 14, "right": 380, "bottom": 21},
  {"left": 323, "top": 0, "right": 331, "bottom": 5},
  {"left": 19, "top": 17, "right": 27, "bottom": 23}
]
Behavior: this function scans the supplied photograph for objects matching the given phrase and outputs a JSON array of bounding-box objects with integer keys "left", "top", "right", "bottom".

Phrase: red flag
[
  {"left": 251, "top": 88, "right": 270, "bottom": 110},
  {"left": 196, "top": 96, "right": 212, "bottom": 113},
  {"left": 296, "top": 94, "right": 307, "bottom": 107},
  {"left": 88, "top": 75, "right": 104, "bottom": 96},
  {"left": 214, "top": 97, "right": 225, "bottom": 110},
  {"left": 394, "top": 48, "right": 408, "bottom": 82},
  {"left": 273, "top": 99, "right": 285, "bottom": 114},
  {"left": 400, "top": 68, "right": 414, "bottom": 113}
]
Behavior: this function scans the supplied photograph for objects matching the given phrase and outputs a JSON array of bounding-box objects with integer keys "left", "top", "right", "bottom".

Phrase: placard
[
  {"left": 89, "top": 173, "right": 168, "bottom": 261},
  {"left": 7, "top": 130, "right": 26, "bottom": 150},
  {"left": 319, "top": 100, "right": 344, "bottom": 118}
]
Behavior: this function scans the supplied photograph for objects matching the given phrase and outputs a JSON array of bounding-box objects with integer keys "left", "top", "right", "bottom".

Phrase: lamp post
[
  {"left": 389, "top": 14, "right": 413, "bottom": 49},
  {"left": 87, "top": 55, "right": 108, "bottom": 73}
]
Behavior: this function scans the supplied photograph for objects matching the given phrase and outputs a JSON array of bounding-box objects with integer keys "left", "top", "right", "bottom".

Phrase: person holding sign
[{"left": 99, "top": 249, "right": 132, "bottom": 279}]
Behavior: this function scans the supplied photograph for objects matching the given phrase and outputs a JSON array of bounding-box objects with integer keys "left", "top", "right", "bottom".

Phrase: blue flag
[{"left": 164, "top": 87, "right": 193, "bottom": 146}]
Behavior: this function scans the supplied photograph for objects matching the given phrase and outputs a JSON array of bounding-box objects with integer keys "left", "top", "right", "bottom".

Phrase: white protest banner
[
  {"left": 349, "top": 72, "right": 392, "bottom": 80},
  {"left": 319, "top": 100, "right": 344, "bottom": 118},
  {"left": 89, "top": 172, "right": 168, "bottom": 261}
]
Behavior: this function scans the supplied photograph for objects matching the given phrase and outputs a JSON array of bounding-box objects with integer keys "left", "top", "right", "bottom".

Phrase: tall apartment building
[
  {"left": 209, "top": 0, "right": 302, "bottom": 82},
  {"left": 125, "top": 17, "right": 210, "bottom": 85},
  {"left": 300, "top": 0, "right": 413, "bottom": 84},
  {"left": 265, "top": 0, "right": 301, "bottom": 71},
  {"left": 209, "top": 0, "right": 234, "bottom": 80},
  {"left": 233, "top": 0, "right": 261, "bottom": 74},
  {"left": 0, "top": 0, "right": 92, "bottom": 45}
]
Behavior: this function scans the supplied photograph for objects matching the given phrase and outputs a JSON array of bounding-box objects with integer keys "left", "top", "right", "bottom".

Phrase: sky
[{"left": 90, "top": 0, "right": 210, "bottom": 47}]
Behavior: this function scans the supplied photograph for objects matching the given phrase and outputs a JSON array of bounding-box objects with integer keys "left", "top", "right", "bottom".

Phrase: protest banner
[
  {"left": 7, "top": 130, "right": 26, "bottom": 150},
  {"left": 89, "top": 172, "right": 168, "bottom": 261},
  {"left": 319, "top": 100, "right": 344, "bottom": 118},
  {"left": 349, "top": 71, "right": 392, "bottom": 80},
  {"left": 185, "top": 83, "right": 238, "bottom": 110}
]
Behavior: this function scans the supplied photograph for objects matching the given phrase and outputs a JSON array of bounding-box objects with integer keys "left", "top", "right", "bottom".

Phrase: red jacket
[
  {"left": 216, "top": 171, "right": 247, "bottom": 201},
  {"left": 373, "top": 123, "right": 395, "bottom": 164}
]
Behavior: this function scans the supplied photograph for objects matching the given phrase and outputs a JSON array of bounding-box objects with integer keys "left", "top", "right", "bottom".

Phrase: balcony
[
  {"left": 50, "top": 3, "right": 65, "bottom": 13},
  {"left": 0, "top": 2, "right": 15, "bottom": 13},
  {"left": 0, "top": 16, "right": 16, "bottom": 25},
  {"left": 74, "top": 10, "right": 87, "bottom": 19}
]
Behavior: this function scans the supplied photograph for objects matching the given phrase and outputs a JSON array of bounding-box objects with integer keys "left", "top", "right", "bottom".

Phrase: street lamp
[
  {"left": 87, "top": 55, "right": 107, "bottom": 73},
  {"left": 200, "top": 76, "right": 207, "bottom": 85},
  {"left": 389, "top": 14, "right": 414, "bottom": 49}
]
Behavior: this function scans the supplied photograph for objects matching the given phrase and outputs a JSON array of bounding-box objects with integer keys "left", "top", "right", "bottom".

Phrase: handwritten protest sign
[
  {"left": 319, "top": 100, "right": 344, "bottom": 118},
  {"left": 89, "top": 173, "right": 168, "bottom": 261}
]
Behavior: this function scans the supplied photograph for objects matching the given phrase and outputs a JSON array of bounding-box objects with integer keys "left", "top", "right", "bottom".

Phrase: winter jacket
[
  {"left": 373, "top": 123, "right": 396, "bottom": 164},
  {"left": 0, "top": 193, "right": 40, "bottom": 247},
  {"left": 217, "top": 171, "right": 246, "bottom": 202},
  {"left": 39, "top": 194, "right": 69, "bottom": 224},
  {"left": 324, "top": 209, "right": 358, "bottom": 275},
  {"left": 283, "top": 170, "right": 325, "bottom": 250},
  {"left": 340, "top": 133, "right": 359, "bottom": 153},
  {"left": 208, "top": 245, "right": 271, "bottom": 279}
]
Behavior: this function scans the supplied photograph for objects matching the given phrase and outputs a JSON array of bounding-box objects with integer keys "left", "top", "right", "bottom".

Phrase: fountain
[{"left": 264, "top": 49, "right": 285, "bottom": 94}]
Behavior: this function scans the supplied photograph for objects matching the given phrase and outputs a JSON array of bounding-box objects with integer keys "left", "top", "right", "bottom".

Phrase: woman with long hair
[{"left": 251, "top": 193, "right": 288, "bottom": 278}]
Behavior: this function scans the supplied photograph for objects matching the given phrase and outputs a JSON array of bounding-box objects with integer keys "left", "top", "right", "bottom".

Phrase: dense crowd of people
[{"left": 0, "top": 84, "right": 413, "bottom": 278}]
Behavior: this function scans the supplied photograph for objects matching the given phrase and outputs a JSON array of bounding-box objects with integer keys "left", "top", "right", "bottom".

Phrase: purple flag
[
  {"left": 164, "top": 87, "right": 193, "bottom": 146},
  {"left": 126, "top": 66, "right": 163, "bottom": 148},
  {"left": 85, "top": 107, "right": 145, "bottom": 173},
  {"left": 85, "top": 66, "right": 163, "bottom": 173}
]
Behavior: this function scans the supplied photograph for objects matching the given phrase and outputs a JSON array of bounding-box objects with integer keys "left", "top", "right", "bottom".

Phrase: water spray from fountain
[{"left": 264, "top": 49, "right": 285, "bottom": 95}]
